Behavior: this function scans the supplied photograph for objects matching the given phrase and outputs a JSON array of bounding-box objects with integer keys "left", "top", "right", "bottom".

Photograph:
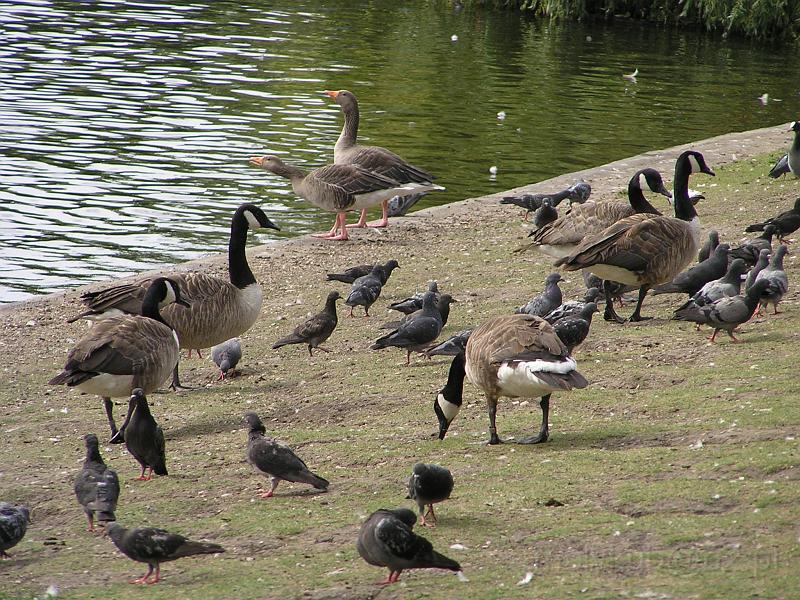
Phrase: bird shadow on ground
[{"left": 167, "top": 414, "right": 243, "bottom": 441}]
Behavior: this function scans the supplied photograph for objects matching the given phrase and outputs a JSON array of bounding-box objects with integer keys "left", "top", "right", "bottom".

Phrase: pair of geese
[{"left": 250, "top": 90, "right": 442, "bottom": 241}]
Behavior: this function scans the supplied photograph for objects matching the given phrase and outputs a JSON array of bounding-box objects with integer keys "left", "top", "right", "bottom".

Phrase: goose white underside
[
  {"left": 537, "top": 244, "right": 577, "bottom": 259},
  {"left": 496, "top": 358, "right": 578, "bottom": 398},
  {"left": 437, "top": 393, "right": 460, "bottom": 420},
  {"left": 76, "top": 373, "right": 136, "bottom": 398},
  {"left": 351, "top": 185, "right": 426, "bottom": 210}
]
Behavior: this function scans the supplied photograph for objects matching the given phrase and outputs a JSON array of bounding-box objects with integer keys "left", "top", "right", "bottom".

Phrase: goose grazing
[
  {"left": 345, "top": 264, "right": 391, "bottom": 317},
  {"left": 51, "top": 278, "right": 187, "bottom": 438},
  {"left": 425, "top": 328, "right": 473, "bottom": 357},
  {"left": 556, "top": 150, "right": 716, "bottom": 322},
  {"left": 67, "top": 204, "right": 279, "bottom": 389},
  {"left": 697, "top": 230, "right": 719, "bottom": 262},
  {"left": 244, "top": 412, "right": 329, "bottom": 498},
  {"left": 552, "top": 303, "right": 599, "bottom": 353},
  {"left": 674, "top": 279, "right": 771, "bottom": 343},
  {"left": 389, "top": 281, "right": 439, "bottom": 315},
  {"left": 371, "top": 292, "right": 444, "bottom": 364},
  {"left": 106, "top": 523, "right": 224, "bottom": 585},
  {"left": 251, "top": 155, "right": 413, "bottom": 241},
  {"left": 74, "top": 434, "right": 120, "bottom": 532},
  {"left": 114, "top": 389, "right": 167, "bottom": 480},
  {"left": 357, "top": 508, "right": 461, "bottom": 585},
  {"left": 407, "top": 463, "right": 454, "bottom": 527},
  {"left": 516, "top": 273, "right": 563, "bottom": 317},
  {"left": 651, "top": 243, "right": 730, "bottom": 296},
  {"left": 675, "top": 259, "right": 748, "bottom": 313},
  {"left": 745, "top": 249, "right": 771, "bottom": 292},
  {"left": 436, "top": 314, "right": 588, "bottom": 445},
  {"left": 0, "top": 503, "right": 30, "bottom": 558},
  {"left": 326, "top": 259, "right": 400, "bottom": 285},
  {"left": 746, "top": 197, "right": 800, "bottom": 242},
  {"left": 272, "top": 291, "right": 341, "bottom": 356},
  {"left": 768, "top": 121, "right": 800, "bottom": 178},
  {"left": 544, "top": 287, "right": 601, "bottom": 323},
  {"left": 755, "top": 244, "right": 789, "bottom": 314},
  {"left": 520, "top": 167, "right": 671, "bottom": 259},
  {"left": 325, "top": 89, "right": 443, "bottom": 229},
  {"left": 211, "top": 338, "right": 242, "bottom": 380},
  {"left": 730, "top": 225, "right": 776, "bottom": 266}
]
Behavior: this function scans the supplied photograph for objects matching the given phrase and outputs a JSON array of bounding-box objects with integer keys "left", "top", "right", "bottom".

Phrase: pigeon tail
[
  {"left": 422, "top": 549, "right": 461, "bottom": 572},
  {"left": 96, "top": 511, "right": 116, "bottom": 523},
  {"left": 272, "top": 334, "right": 304, "bottom": 349},
  {"left": 171, "top": 540, "right": 225, "bottom": 559},
  {"left": 370, "top": 332, "right": 395, "bottom": 350},
  {"left": 326, "top": 273, "right": 354, "bottom": 283},
  {"left": 299, "top": 471, "right": 329, "bottom": 491},
  {"left": 673, "top": 303, "right": 705, "bottom": 323}
]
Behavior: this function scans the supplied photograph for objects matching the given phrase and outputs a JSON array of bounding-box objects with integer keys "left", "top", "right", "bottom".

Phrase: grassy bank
[{"left": 1, "top": 136, "right": 799, "bottom": 599}]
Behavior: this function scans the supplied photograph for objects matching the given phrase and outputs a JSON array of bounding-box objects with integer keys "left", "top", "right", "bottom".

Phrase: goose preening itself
[
  {"left": 114, "top": 389, "right": 167, "bottom": 481},
  {"left": 67, "top": 204, "right": 279, "bottom": 389},
  {"left": 0, "top": 503, "right": 30, "bottom": 558},
  {"left": 768, "top": 121, "right": 800, "bottom": 178},
  {"left": 325, "top": 89, "right": 444, "bottom": 229},
  {"left": 698, "top": 230, "right": 720, "bottom": 262},
  {"left": 211, "top": 338, "right": 242, "bottom": 380},
  {"left": 407, "top": 463, "right": 454, "bottom": 527},
  {"left": 730, "top": 225, "right": 776, "bottom": 267},
  {"left": 755, "top": 244, "right": 789, "bottom": 315},
  {"left": 326, "top": 259, "right": 400, "bottom": 284},
  {"left": 435, "top": 314, "right": 588, "bottom": 445},
  {"left": 272, "top": 291, "right": 341, "bottom": 356},
  {"left": 51, "top": 278, "right": 187, "bottom": 438},
  {"left": 516, "top": 273, "right": 563, "bottom": 317},
  {"left": 106, "top": 523, "right": 224, "bottom": 584},
  {"left": 356, "top": 508, "right": 461, "bottom": 585},
  {"left": 424, "top": 328, "right": 473, "bottom": 357},
  {"left": 244, "top": 412, "right": 329, "bottom": 498},
  {"left": 74, "top": 434, "right": 120, "bottom": 532},
  {"left": 651, "top": 243, "right": 730, "bottom": 296},
  {"left": 746, "top": 197, "right": 800, "bottom": 242},
  {"left": 371, "top": 291, "right": 444, "bottom": 365},
  {"left": 555, "top": 151, "right": 716, "bottom": 322}
]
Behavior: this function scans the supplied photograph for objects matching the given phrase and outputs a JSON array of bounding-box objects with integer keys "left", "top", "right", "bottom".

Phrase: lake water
[{"left": 2, "top": 0, "right": 799, "bottom": 303}]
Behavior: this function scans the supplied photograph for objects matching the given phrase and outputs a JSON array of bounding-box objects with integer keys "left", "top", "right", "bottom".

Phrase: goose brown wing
[
  {"left": 346, "top": 146, "right": 434, "bottom": 184},
  {"left": 470, "top": 314, "right": 568, "bottom": 366},
  {"left": 531, "top": 201, "right": 635, "bottom": 246},
  {"left": 305, "top": 164, "right": 401, "bottom": 211}
]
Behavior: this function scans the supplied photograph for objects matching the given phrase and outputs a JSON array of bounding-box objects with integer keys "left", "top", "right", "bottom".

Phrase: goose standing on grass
[
  {"left": 272, "top": 291, "right": 341, "bottom": 356},
  {"left": 51, "top": 278, "right": 187, "bottom": 439},
  {"left": 556, "top": 151, "right": 716, "bottom": 322},
  {"left": 768, "top": 121, "right": 800, "bottom": 178},
  {"left": 325, "top": 89, "right": 444, "bottom": 229},
  {"left": 74, "top": 434, "right": 120, "bottom": 532},
  {"left": 755, "top": 244, "right": 789, "bottom": 314},
  {"left": 435, "top": 314, "right": 588, "bottom": 445},
  {"left": 67, "top": 204, "right": 279, "bottom": 389},
  {"left": 746, "top": 197, "right": 800, "bottom": 242},
  {"left": 113, "top": 389, "right": 167, "bottom": 481}
]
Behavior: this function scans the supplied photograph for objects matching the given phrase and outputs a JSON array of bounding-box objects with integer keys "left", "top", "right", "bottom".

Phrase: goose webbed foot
[
  {"left": 486, "top": 432, "right": 503, "bottom": 445},
  {"left": 627, "top": 286, "right": 650, "bottom": 322},
  {"left": 366, "top": 218, "right": 389, "bottom": 228},
  {"left": 627, "top": 314, "right": 652, "bottom": 322},
  {"left": 603, "top": 305, "right": 626, "bottom": 323},
  {"left": 517, "top": 429, "right": 549, "bottom": 444}
]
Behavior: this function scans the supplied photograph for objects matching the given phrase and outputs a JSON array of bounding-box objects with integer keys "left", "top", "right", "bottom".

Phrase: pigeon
[
  {"left": 424, "top": 329, "right": 473, "bottom": 357},
  {"left": 106, "top": 522, "right": 224, "bottom": 584},
  {"left": 768, "top": 121, "right": 800, "bottom": 178},
  {"left": 544, "top": 287, "right": 601, "bottom": 323},
  {"left": 730, "top": 226, "right": 776, "bottom": 266},
  {"left": 677, "top": 259, "right": 749, "bottom": 312},
  {"left": 697, "top": 230, "right": 719, "bottom": 262},
  {"left": 407, "top": 463, "right": 454, "bottom": 527},
  {"left": 211, "top": 338, "right": 242, "bottom": 380},
  {"left": 500, "top": 182, "right": 585, "bottom": 222},
  {"left": 755, "top": 244, "right": 789, "bottom": 314},
  {"left": 532, "top": 198, "right": 558, "bottom": 229},
  {"left": 74, "top": 434, "right": 120, "bottom": 532},
  {"left": 583, "top": 272, "right": 638, "bottom": 311},
  {"left": 674, "top": 279, "right": 771, "bottom": 342},
  {"left": 244, "top": 412, "right": 329, "bottom": 498},
  {"left": 387, "top": 192, "right": 425, "bottom": 217},
  {"left": 568, "top": 180, "right": 592, "bottom": 203},
  {"left": 326, "top": 259, "right": 400, "bottom": 284},
  {"left": 346, "top": 265, "right": 388, "bottom": 317},
  {"left": 371, "top": 292, "right": 444, "bottom": 365},
  {"left": 381, "top": 294, "right": 456, "bottom": 330},
  {"left": 745, "top": 249, "right": 771, "bottom": 292},
  {"left": 516, "top": 273, "right": 563, "bottom": 317},
  {"left": 272, "top": 291, "right": 341, "bottom": 356},
  {"left": 0, "top": 503, "right": 30, "bottom": 558},
  {"left": 553, "top": 303, "right": 598, "bottom": 352},
  {"left": 356, "top": 508, "right": 461, "bottom": 585},
  {"left": 746, "top": 197, "right": 800, "bottom": 242},
  {"left": 389, "top": 281, "right": 439, "bottom": 314},
  {"left": 112, "top": 389, "right": 167, "bottom": 481},
  {"left": 652, "top": 244, "right": 730, "bottom": 296}
]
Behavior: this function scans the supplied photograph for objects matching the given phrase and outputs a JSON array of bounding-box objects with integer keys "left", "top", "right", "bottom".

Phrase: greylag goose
[
  {"left": 768, "top": 121, "right": 800, "bottom": 178},
  {"left": 114, "top": 389, "right": 167, "bottom": 481},
  {"left": 272, "top": 291, "right": 341, "bottom": 356},
  {"left": 325, "top": 89, "right": 443, "bottom": 228},
  {"left": 746, "top": 197, "right": 800, "bottom": 242},
  {"left": 407, "top": 463, "right": 454, "bottom": 527},
  {"left": 435, "top": 314, "right": 588, "bottom": 445},
  {"left": 555, "top": 150, "right": 716, "bottom": 322},
  {"left": 74, "top": 434, "right": 120, "bottom": 532}
]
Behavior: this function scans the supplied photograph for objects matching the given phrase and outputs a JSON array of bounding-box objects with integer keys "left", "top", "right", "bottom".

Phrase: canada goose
[
  {"left": 435, "top": 314, "right": 588, "bottom": 445},
  {"left": 74, "top": 434, "right": 120, "bottom": 532},
  {"left": 516, "top": 273, "right": 563, "bottom": 316},
  {"left": 521, "top": 168, "right": 671, "bottom": 259},
  {"left": 407, "top": 464, "right": 454, "bottom": 527},
  {"left": 51, "top": 278, "right": 187, "bottom": 438},
  {"left": 746, "top": 197, "right": 800, "bottom": 242},
  {"left": 768, "top": 121, "right": 800, "bottom": 178},
  {"left": 555, "top": 150, "right": 716, "bottom": 322},
  {"left": 0, "top": 503, "right": 30, "bottom": 558},
  {"left": 272, "top": 291, "right": 341, "bottom": 356},
  {"left": 67, "top": 204, "right": 278, "bottom": 389},
  {"left": 115, "top": 389, "right": 167, "bottom": 481},
  {"left": 755, "top": 244, "right": 789, "bottom": 314},
  {"left": 106, "top": 523, "right": 224, "bottom": 585},
  {"left": 325, "top": 89, "right": 443, "bottom": 229},
  {"left": 356, "top": 508, "right": 461, "bottom": 585},
  {"left": 250, "top": 155, "right": 415, "bottom": 241}
]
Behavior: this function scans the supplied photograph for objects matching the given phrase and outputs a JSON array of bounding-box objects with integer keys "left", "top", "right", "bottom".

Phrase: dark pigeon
[
  {"left": 356, "top": 508, "right": 461, "bottom": 585},
  {"left": 544, "top": 287, "right": 601, "bottom": 324},
  {"left": 676, "top": 258, "right": 748, "bottom": 314},
  {"left": 425, "top": 329, "right": 472, "bottom": 357},
  {"left": 244, "top": 412, "right": 328, "bottom": 498},
  {"left": 746, "top": 197, "right": 800, "bottom": 242},
  {"left": 768, "top": 121, "right": 800, "bottom": 178},
  {"left": 500, "top": 183, "right": 578, "bottom": 222},
  {"left": 553, "top": 303, "right": 598, "bottom": 352},
  {"left": 698, "top": 230, "right": 719, "bottom": 263},
  {"left": 745, "top": 249, "right": 770, "bottom": 292},
  {"left": 371, "top": 292, "right": 444, "bottom": 365},
  {"left": 0, "top": 503, "right": 30, "bottom": 558},
  {"left": 211, "top": 338, "right": 242, "bottom": 380},
  {"left": 273, "top": 291, "right": 341, "bottom": 356},
  {"left": 382, "top": 294, "right": 456, "bottom": 330},
  {"left": 516, "top": 273, "right": 563, "bottom": 317},
  {"left": 111, "top": 389, "right": 167, "bottom": 480},
  {"left": 532, "top": 198, "right": 558, "bottom": 229},
  {"left": 346, "top": 266, "right": 388, "bottom": 317},
  {"left": 106, "top": 522, "right": 224, "bottom": 584},
  {"left": 652, "top": 244, "right": 730, "bottom": 296},
  {"left": 755, "top": 244, "right": 789, "bottom": 315},
  {"left": 326, "top": 259, "right": 400, "bottom": 285},
  {"left": 74, "top": 434, "right": 120, "bottom": 532},
  {"left": 387, "top": 192, "right": 425, "bottom": 217},
  {"left": 567, "top": 180, "right": 592, "bottom": 203},
  {"left": 389, "top": 281, "right": 439, "bottom": 315},
  {"left": 730, "top": 226, "right": 776, "bottom": 266},
  {"left": 407, "top": 463, "right": 454, "bottom": 527}
]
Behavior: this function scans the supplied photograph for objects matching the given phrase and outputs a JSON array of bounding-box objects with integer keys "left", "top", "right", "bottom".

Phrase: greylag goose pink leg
[
  {"left": 367, "top": 200, "right": 390, "bottom": 228},
  {"left": 312, "top": 217, "right": 342, "bottom": 239},
  {"left": 346, "top": 209, "right": 370, "bottom": 229}
]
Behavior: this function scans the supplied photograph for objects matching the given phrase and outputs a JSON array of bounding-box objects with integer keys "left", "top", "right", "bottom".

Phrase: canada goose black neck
[
  {"left": 141, "top": 280, "right": 169, "bottom": 325},
  {"left": 792, "top": 123, "right": 800, "bottom": 152},
  {"left": 628, "top": 169, "right": 667, "bottom": 214},
  {"left": 229, "top": 208, "right": 257, "bottom": 289},
  {"left": 435, "top": 353, "right": 466, "bottom": 439},
  {"left": 673, "top": 156, "right": 700, "bottom": 222}
]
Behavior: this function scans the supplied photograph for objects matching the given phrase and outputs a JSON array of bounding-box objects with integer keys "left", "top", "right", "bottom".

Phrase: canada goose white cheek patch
[
  {"left": 688, "top": 154, "right": 702, "bottom": 173},
  {"left": 437, "top": 393, "right": 460, "bottom": 421},
  {"left": 244, "top": 211, "right": 262, "bottom": 230}
]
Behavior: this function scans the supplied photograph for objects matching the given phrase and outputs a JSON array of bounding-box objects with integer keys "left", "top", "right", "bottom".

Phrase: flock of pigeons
[{"left": 2, "top": 97, "right": 798, "bottom": 589}]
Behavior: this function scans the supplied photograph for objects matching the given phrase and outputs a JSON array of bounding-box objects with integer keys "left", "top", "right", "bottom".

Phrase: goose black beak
[
  {"left": 176, "top": 298, "right": 190, "bottom": 308},
  {"left": 434, "top": 399, "right": 451, "bottom": 440},
  {"left": 704, "top": 167, "right": 716, "bottom": 177},
  {"left": 264, "top": 218, "right": 281, "bottom": 231},
  {"left": 658, "top": 185, "right": 673, "bottom": 199}
]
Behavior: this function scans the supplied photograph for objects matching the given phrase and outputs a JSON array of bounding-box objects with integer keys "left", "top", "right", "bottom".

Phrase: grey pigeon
[
  {"left": 755, "top": 244, "right": 789, "bottom": 314},
  {"left": 544, "top": 287, "right": 601, "bottom": 323},
  {"left": 382, "top": 294, "right": 456, "bottom": 330},
  {"left": 424, "top": 329, "right": 473, "bottom": 357},
  {"left": 272, "top": 291, "right": 341, "bottom": 356},
  {"left": 111, "top": 389, "right": 167, "bottom": 480},
  {"left": 244, "top": 412, "right": 329, "bottom": 498},
  {"left": 387, "top": 192, "right": 425, "bottom": 217},
  {"left": 746, "top": 197, "right": 800, "bottom": 242},
  {"left": 674, "top": 279, "right": 771, "bottom": 342},
  {"left": 553, "top": 303, "right": 599, "bottom": 352},
  {"left": 0, "top": 503, "right": 30, "bottom": 558},
  {"left": 326, "top": 259, "right": 400, "bottom": 284},
  {"left": 745, "top": 249, "right": 771, "bottom": 292},
  {"left": 371, "top": 292, "right": 444, "bottom": 365},
  {"left": 532, "top": 198, "right": 558, "bottom": 229},
  {"left": 500, "top": 184, "right": 576, "bottom": 221},
  {"left": 768, "top": 121, "right": 800, "bottom": 178},
  {"left": 516, "top": 273, "right": 563, "bottom": 316},
  {"left": 74, "top": 434, "right": 120, "bottom": 532},
  {"left": 356, "top": 508, "right": 461, "bottom": 585},
  {"left": 407, "top": 463, "right": 454, "bottom": 527},
  {"left": 568, "top": 180, "right": 592, "bottom": 203},
  {"left": 106, "top": 522, "right": 224, "bottom": 584},
  {"left": 389, "top": 281, "right": 439, "bottom": 315},
  {"left": 211, "top": 338, "right": 242, "bottom": 380},
  {"left": 346, "top": 265, "right": 388, "bottom": 317},
  {"left": 677, "top": 258, "right": 748, "bottom": 313},
  {"left": 698, "top": 230, "right": 719, "bottom": 262},
  {"left": 652, "top": 244, "right": 730, "bottom": 296},
  {"left": 730, "top": 226, "right": 776, "bottom": 266}
]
